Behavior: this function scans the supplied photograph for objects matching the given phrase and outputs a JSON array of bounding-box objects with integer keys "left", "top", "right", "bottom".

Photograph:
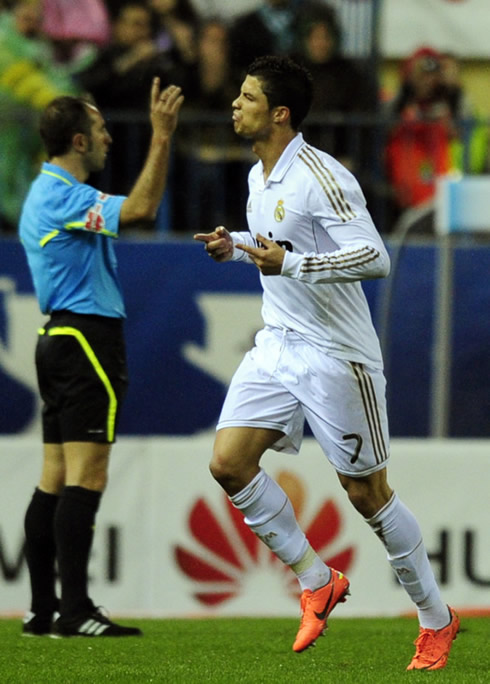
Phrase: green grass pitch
[{"left": 1, "top": 615, "right": 489, "bottom": 683}]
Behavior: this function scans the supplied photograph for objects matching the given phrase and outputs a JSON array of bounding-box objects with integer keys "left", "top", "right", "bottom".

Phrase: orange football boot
[
  {"left": 407, "top": 606, "right": 460, "bottom": 671},
  {"left": 293, "top": 568, "right": 350, "bottom": 653}
]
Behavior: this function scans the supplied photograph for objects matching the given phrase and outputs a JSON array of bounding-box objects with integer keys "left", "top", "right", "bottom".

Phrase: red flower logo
[{"left": 174, "top": 470, "right": 355, "bottom": 607}]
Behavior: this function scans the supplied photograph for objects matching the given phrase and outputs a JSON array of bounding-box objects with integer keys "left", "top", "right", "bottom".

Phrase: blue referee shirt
[{"left": 19, "top": 162, "right": 127, "bottom": 318}]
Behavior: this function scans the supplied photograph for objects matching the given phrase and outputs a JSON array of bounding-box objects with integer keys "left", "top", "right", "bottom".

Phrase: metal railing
[
  {"left": 1, "top": 109, "right": 489, "bottom": 237},
  {"left": 90, "top": 110, "right": 395, "bottom": 235}
]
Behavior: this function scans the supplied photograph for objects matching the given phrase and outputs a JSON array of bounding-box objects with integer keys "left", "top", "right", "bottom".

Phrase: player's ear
[{"left": 272, "top": 106, "right": 290, "bottom": 124}]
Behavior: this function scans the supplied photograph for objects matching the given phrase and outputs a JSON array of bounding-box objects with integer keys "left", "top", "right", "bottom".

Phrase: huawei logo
[{"left": 174, "top": 470, "right": 355, "bottom": 607}]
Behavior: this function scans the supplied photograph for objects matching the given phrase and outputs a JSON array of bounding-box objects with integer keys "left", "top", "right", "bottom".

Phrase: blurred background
[{"left": 0, "top": 0, "right": 489, "bottom": 617}]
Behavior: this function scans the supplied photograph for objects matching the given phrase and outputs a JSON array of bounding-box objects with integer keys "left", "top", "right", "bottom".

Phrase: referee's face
[
  {"left": 84, "top": 107, "right": 113, "bottom": 173},
  {"left": 232, "top": 75, "right": 274, "bottom": 141}
]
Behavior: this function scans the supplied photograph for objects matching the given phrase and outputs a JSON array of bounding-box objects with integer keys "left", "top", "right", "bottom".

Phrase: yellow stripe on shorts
[{"left": 39, "top": 325, "right": 118, "bottom": 441}]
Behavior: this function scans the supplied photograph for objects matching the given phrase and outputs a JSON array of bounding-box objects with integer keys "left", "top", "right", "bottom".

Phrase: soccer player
[
  {"left": 194, "top": 56, "right": 459, "bottom": 670},
  {"left": 20, "top": 78, "right": 183, "bottom": 637}
]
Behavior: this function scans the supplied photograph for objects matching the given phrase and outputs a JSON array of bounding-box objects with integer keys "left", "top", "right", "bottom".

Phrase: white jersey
[{"left": 230, "top": 133, "right": 390, "bottom": 368}]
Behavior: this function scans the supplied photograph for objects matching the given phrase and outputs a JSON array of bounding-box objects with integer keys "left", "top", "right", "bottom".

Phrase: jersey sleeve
[
  {"left": 281, "top": 161, "right": 390, "bottom": 284},
  {"left": 230, "top": 230, "right": 256, "bottom": 264},
  {"left": 57, "top": 183, "right": 126, "bottom": 238}
]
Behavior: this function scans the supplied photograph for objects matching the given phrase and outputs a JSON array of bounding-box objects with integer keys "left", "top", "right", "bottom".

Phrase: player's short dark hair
[
  {"left": 246, "top": 55, "right": 313, "bottom": 130},
  {"left": 39, "top": 96, "right": 96, "bottom": 158}
]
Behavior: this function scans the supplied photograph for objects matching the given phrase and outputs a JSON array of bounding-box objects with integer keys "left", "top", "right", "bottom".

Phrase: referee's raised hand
[
  {"left": 120, "top": 78, "right": 184, "bottom": 223},
  {"left": 150, "top": 77, "right": 184, "bottom": 138}
]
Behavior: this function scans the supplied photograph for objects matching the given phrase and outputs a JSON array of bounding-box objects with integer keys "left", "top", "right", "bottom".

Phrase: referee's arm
[{"left": 120, "top": 78, "right": 183, "bottom": 224}]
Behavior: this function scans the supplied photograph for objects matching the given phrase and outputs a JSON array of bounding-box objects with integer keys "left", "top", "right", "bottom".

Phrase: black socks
[
  {"left": 54, "top": 486, "right": 102, "bottom": 618},
  {"left": 24, "top": 488, "right": 59, "bottom": 616}
]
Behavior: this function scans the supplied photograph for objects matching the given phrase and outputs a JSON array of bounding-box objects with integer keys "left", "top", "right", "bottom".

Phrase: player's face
[
  {"left": 84, "top": 107, "right": 113, "bottom": 172},
  {"left": 232, "top": 75, "right": 274, "bottom": 140}
]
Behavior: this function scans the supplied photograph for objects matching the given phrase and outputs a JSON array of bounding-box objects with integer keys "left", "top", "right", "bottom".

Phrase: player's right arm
[
  {"left": 194, "top": 226, "right": 256, "bottom": 263},
  {"left": 119, "top": 78, "right": 184, "bottom": 225}
]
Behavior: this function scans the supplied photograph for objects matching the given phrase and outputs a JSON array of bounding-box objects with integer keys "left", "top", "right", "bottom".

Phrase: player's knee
[
  {"left": 347, "top": 488, "right": 374, "bottom": 517},
  {"left": 209, "top": 450, "right": 246, "bottom": 495},
  {"left": 341, "top": 478, "right": 390, "bottom": 518},
  {"left": 338, "top": 468, "right": 393, "bottom": 518},
  {"left": 209, "top": 453, "right": 232, "bottom": 484}
]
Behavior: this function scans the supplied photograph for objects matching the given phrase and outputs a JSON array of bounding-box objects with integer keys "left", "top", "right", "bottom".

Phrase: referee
[{"left": 19, "top": 78, "right": 183, "bottom": 637}]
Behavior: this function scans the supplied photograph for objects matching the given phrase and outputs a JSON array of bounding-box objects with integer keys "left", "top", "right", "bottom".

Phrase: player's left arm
[
  {"left": 281, "top": 174, "right": 390, "bottom": 283},
  {"left": 236, "top": 218, "right": 390, "bottom": 281},
  {"left": 235, "top": 234, "right": 285, "bottom": 274},
  {"left": 281, "top": 218, "right": 390, "bottom": 284}
]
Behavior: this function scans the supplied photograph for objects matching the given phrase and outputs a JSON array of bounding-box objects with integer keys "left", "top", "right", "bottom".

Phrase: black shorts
[{"left": 35, "top": 310, "right": 128, "bottom": 444}]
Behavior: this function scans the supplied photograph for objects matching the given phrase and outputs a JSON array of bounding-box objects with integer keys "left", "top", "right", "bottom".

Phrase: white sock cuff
[
  {"left": 230, "top": 470, "right": 308, "bottom": 566},
  {"left": 230, "top": 469, "right": 289, "bottom": 529},
  {"left": 366, "top": 492, "right": 423, "bottom": 558},
  {"left": 230, "top": 468, "right": 267, "bottom": 509},
  {"left": 365, "top": 491, "right": 397, "bottom": 526}
]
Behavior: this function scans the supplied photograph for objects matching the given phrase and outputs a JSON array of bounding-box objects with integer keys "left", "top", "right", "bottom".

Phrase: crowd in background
[{"left": 0, "top": 0, "right": 488, "bottom": 235}]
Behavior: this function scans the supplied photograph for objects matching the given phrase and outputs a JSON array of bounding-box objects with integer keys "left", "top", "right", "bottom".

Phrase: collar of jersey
[
  {"left": 265, "top": 132, "right": 304, "bottom": 184},
  {"left": 41, "top": 162, "right": 79, "bottom": 187}
]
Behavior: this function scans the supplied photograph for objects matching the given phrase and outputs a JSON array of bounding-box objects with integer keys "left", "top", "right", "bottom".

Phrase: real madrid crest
[{"left": 274, "top": 199, "right": 285, "bottom": 222}]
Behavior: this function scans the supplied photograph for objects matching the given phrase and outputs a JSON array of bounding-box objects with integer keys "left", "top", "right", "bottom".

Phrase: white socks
[
  {"left": 230, "top": 471, "right": 448, "bottom": 625},
  {"left": 230, "top": 469, "right": 330, "bottom": 591},
  {"left": 291, "top": 545, "right": 332, "bottom": 592},
  {"left": 366, "top": 493, "right": 449, "bottom": 630}
]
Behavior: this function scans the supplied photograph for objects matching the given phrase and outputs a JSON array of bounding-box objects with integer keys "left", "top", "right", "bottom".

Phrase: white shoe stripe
[{"left": 79, "top": 619, "right": 109, "bottom": 635}]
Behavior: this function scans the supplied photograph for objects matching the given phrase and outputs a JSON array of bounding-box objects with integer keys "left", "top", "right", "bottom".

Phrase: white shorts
[{"left": 217, "top": 327, "right": 390, "bottom": 477}]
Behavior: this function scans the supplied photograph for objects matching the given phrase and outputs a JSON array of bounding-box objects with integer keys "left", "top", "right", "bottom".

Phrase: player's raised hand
[
  {"left": 150, "top": 78, "right": 184, "bottom": 138},
  {"left": 235, "top": 233, "right": 285, "bottom": 275},
  {"left": 194, "top": 226, "right": 234, "bottom": 262}
]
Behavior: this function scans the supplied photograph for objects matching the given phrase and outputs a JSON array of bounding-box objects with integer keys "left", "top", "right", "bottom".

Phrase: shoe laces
[{"left": 413, "top": 629, "right": 439, "bottom": 659}]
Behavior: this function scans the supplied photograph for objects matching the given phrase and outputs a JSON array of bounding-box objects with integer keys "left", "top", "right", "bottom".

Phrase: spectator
[
  {"left": 76, "top": 1, "right": 186, "bottom": 202},
  {"left": 385, "top": 48, "right": 459, "bottom": 213},
  {"left": 229, "top": 0, "right": 336, "bottom": 76},
  {"left": 173, "top": 17, "right": 251, "bottom": 231},
  {"left": 0, "top": 0, "right": 69, "bottom": 79},
  {"left": 149, "top": 0, "right": 200, "bottom": 69},
  {"left": 296, "top": 12, "right": 378, "bottom": 169},
  {"left": 439, "top": 51, "right": 472, "bottom": 120},
  {"left": 385, "top": 47, "right": 488, "bottom": 221},
  {"left": 184, "top": 18, "right": 238, "bottom": 111},
  {"left": 76, "top": 1, "right": 179, "bottom": 111},
  {"left": 439, "top": 51, "right": 489, "bottom": 176},
  {"left": 40, "top": 0, "right": 110, "bottom": 70},
  {"left": 0, "top": 0, "right": 76, "bottom": 232}
]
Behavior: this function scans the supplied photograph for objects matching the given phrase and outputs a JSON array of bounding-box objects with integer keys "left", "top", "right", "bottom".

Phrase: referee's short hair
[
  {"left": 40, "top": 96, "right": 97, "bottom": 158},
  {"left": 247, "top": 55, "right": 313, "bottom": 130}
]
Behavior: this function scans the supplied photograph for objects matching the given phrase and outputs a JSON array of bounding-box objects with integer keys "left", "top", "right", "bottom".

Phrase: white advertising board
[
  {"left": 1, "top": 436, "right": 489, "bottom": 617},
  {"left": 380, "top": 0, "right": 490, "bottom": 58}
]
